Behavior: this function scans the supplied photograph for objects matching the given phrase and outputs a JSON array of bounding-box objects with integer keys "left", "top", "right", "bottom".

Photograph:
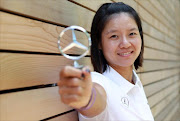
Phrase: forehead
[{"left": 103, "top": 13, "right": 138, "bottom": 31}]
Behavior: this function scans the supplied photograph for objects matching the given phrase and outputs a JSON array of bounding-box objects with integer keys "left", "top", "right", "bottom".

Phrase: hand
[{"left": 58, "top": 66, "right": 93, "bottom": 109}]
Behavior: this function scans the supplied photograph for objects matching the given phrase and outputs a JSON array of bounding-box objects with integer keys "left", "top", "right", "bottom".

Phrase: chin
[
  {"left": 114, "top": 63, "right": 133, "bottom": 68},
  {"left": 119, "top": 61, "right": 134, "bottom": 67}
]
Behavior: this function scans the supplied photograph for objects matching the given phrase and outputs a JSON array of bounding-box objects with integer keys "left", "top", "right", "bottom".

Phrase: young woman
[{"left": 58, "top": 2, "right": 154, "bottom": 121}]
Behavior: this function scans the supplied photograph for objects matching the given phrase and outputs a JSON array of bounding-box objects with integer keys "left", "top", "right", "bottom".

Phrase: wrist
[{"left": 76, "top": 87, "right": 96, "bottom": 111}]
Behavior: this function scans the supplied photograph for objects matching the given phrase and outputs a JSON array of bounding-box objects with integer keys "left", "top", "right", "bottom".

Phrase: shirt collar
[{"left": 103, "top": 66, "right": 142, "bottom": 94}]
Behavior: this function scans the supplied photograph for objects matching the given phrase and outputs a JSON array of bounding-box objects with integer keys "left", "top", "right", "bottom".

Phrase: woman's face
[{"left": 101, "top": 13, "right": 142, "bottom": 69}]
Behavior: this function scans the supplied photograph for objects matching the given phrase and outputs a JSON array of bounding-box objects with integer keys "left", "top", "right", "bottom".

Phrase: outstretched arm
[{"left": 58, "top": 66, "right": 107, "bottom": 117}]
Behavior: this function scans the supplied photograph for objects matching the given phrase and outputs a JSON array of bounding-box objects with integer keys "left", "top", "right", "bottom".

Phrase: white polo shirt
[{"left": 78, "top": 66, "right": 154, "bottom": 121}]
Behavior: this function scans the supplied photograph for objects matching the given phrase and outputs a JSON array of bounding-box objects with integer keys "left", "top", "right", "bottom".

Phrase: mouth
[{"left": 117, "top": 51, "right": 133, "bottom": 57}]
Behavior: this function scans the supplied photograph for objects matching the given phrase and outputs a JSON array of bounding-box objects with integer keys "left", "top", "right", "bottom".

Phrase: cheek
[
  {"left": 136, "top": 41, "right": 142, "bottom": 57},
  {"left": 101, "top": 39, "right": 110, "bottom": 52},
  {"left": 133, "top": 37, "right": 142, "bottom": 52}
]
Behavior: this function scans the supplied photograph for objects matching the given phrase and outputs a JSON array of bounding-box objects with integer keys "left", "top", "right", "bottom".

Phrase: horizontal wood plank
[
  {"left": 148, "top": 82, "right": 179, "bottom": 108},
  {"left": 0, "top": 53, "right": 92, "bottom": 90},
  {"left": 144, "top": 75, "right": 179, "bottom": 97},
  {"left": 0, "top": 12, "right": 90, "bottom": 55},
  {"left": 48, "top": 111, "right": 78, "bottom": 121},
  {"left": 158, "top": 0, "right": 175, "bottom": 21},
  {"left": 139, "top": 60, "right": 180, "bottom": 72},
  {"left": 142, "top": 21, "right": 179, "bottom": 49},
  {"left": 140, "top": 68, "right": 180, "bottom": 86},
  {"left": 71, "top": 0, "right": 112, "bottom": 11},
  {"left": 2, "top": 11, "right": 180, "bottom": 57},
  {"left": 0, "top": 87, "right": 74, "bottom": 120},
  {"left": 154, "top": 95, "right": 179, "bottom": 121},
  {"left": 135, "top": 0, "right": 176, "bottom": 36},
  {"left": 165, "top": 100, "right": 180, "bottom": 121},
  {"left": 144, "top": 34, "right": 179, "bottom": 55},
  {"left": 148, "top": 0, "right": 175, "bottom": 30},
  {"left": 0, "top": 0, "right": 94, "bottom": 31},
  {"left": 137, "top": 2, "right": 176, "bottom": 41},
  {"left": 144, "top": 47, "right": 179, "bottom": 61},
  {"left": 151, "top": 90, "right": 179, "bottom": 118}
]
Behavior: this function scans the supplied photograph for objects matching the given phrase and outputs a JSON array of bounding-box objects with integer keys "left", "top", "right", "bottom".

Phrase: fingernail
[
  {"left": 81, "top": 73, "right": 85, "bottom": 78},
  {"left": 85, "top": 69, "right": 90, "bottom": 73}
]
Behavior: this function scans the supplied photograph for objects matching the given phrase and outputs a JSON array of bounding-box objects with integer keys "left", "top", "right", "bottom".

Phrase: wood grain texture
[
  {"left": 0, "top": 12, "right": 90, "bottom": 55},
  {"left": 144, "top": 48, "right": 179, "bottom": 61},
  {"left": 158, "top": 0, "right": 175, "bottom": 20},
  {"left": 165, "top": 101, "right": 179, "bottom": 121},
  {"left": 140, "top": 60, "right": 180, "bottom": 72},
  {"left": 71, "top": 0, "right": 112, "bottom": 11},
  {"left": 1, "top": 9, "right": 179, "bottom": 56},
  {"left": 144, "top": 74, "right": 179, "bottom": 97},
  {"left": 140, "top": 68, "right": 180, "bottom": 86},
  {"left": 151, "top": 89, "right": 179, "bottom": 118},
  {"left": 148, "top": 82, "right": 179, "bottom": 108},
  {"left": 135, "top": 0, "right": 176, "bottom": 36},
  {"left": 0, "top": 53, "right": 92, "bottom": 90},
  {"left": 0, "top": 0, "right": 94, "bottom": 32},
  {"left": 137, "top": 2, "right": 176, "bottom": 41},
  {"left": 154, "top": 96, "right": 179, "bottom": 121},
  {"left": 48, "top": 111, "right": 78, "bottom": 121},
  {"left": 148, "top": 0, "right": 175, "bottom": 30},
  {"left": 142, "top": 21, "right": 179, "bottom": 49},
  {"left": 144, "top": 34, "right": 179, "bottom": 55},
  {"left": 0, "top": 87, "right": 74, "bottom": 120}
]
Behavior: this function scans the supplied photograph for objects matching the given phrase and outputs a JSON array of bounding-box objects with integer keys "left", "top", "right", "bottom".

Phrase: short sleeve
[{"left": 90, "top": 72, "right": 109, "bottom": 91}]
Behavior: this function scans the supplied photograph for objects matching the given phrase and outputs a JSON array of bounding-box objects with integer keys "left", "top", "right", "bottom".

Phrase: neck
[{"left": 110, "top": 65, "right": 133, "bottom": 84}]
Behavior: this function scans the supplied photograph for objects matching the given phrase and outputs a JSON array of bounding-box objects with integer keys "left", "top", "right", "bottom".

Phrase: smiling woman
[{"left": 58, "top": 2, "right": 154, "bottom": 121}]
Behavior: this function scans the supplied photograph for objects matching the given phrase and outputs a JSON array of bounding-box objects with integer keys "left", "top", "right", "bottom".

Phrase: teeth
[{"left": 119, "top": 52, "right": 131, "bottom": 56}]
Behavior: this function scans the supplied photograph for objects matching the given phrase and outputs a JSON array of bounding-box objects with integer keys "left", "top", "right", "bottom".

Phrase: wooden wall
[{"left": 0, "top": 0, "right": 180, "bottom": 120}]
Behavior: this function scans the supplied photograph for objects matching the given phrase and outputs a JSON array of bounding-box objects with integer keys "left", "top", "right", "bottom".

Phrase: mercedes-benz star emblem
[
  {"left": 57, "top": 25, "right": 91, "bottom": 68},
  {"left": 121, "top": 97, "right": 129, "bottom": 108}
]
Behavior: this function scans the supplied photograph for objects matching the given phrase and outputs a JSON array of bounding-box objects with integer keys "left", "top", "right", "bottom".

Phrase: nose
[{"left": 119, "top": 36, "right": 131, "bottom": 49}]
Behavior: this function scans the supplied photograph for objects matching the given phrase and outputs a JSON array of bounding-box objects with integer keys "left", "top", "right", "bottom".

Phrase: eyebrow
[
  {"left": 129, "top": 28, "right": 138, "bottom": 31},
  {"left": 105, "top": 27, "right": 138, "bottom": 35},
  {"left": 105, "top": 30, "right": 117, "bottom": 35}
]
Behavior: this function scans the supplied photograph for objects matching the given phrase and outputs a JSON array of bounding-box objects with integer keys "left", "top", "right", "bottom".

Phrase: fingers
[
  {"left": 60, "top": 66, "right": 82, "bottom": 79},
  {"left": 61, "top": 94, "right": 79, "bottom": 104},
  {"left": 59, "top": 86, "right": 83, "bottom": 96},
  {"left": 59, "top": 86, "right": 83, "bottom": 105},
  {"left": 58, "top": 77, "right": 83, "bottom": 87},
  {"left": 58, "top": 66, "right": 91, "bottom": 88}
]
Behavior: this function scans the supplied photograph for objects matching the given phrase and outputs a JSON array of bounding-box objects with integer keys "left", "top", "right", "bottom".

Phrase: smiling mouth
[{"left": 118, "top": 51, "right": 133, "bottom": 56}]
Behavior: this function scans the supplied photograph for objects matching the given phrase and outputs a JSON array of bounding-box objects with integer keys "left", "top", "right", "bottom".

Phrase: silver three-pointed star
[{"left": 62, "top": 29, "right": 88, "bottom": 53}]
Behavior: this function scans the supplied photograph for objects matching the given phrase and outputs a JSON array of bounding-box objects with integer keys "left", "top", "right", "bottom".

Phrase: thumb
[{"left": 81, "top": 66, "right": 91, "bottom": 80}]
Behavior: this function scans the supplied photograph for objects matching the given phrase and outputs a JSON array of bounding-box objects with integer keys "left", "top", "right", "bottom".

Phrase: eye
[
  {"left": 129, "top": 32, "right": 137, "bottom": 36},
  {"left": 110, "top": 35, "right": 118, "bottom": 39}
]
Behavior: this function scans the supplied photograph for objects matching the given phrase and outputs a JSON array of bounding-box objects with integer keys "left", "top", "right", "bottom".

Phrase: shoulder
[
  {"left": 91, "top": 71, "right": 110, "bottom": 83},
  {"left": 90, "top": 71, "right": 110, "bottom": 90}
]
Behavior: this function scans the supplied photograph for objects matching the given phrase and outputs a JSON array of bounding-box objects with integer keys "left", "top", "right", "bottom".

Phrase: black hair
[{"left": 91, "top": 2, "right": 144, "bottom": 73}]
